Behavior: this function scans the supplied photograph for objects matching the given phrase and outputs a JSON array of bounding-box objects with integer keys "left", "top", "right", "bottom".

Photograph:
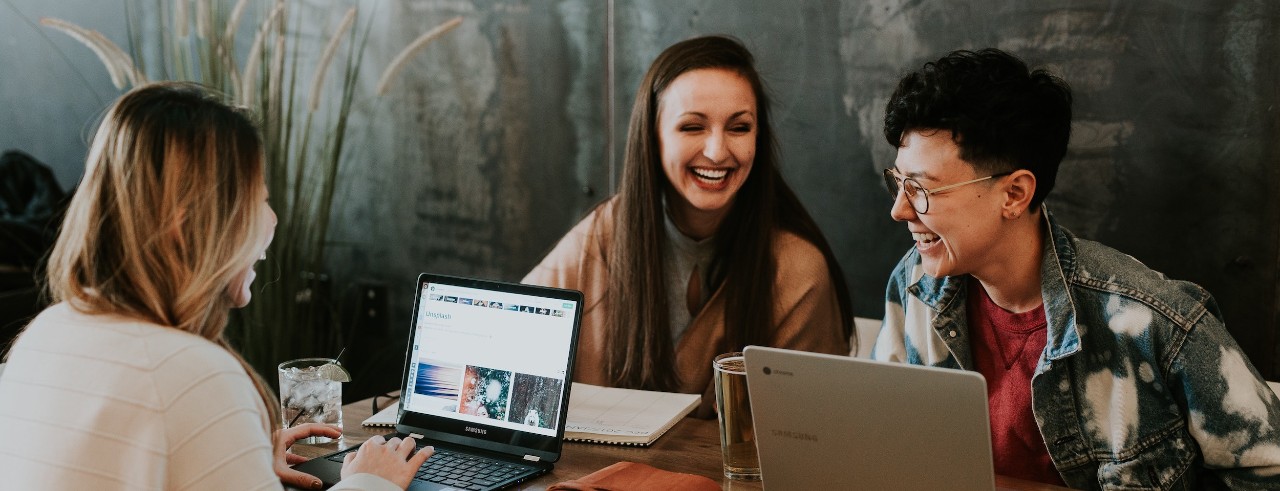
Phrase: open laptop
[
  {"left": 294, "top": 273, "right": 583, "bottom": 490},
  {"left": 743, "top": 346, "right": 994, "bottom": 491}
]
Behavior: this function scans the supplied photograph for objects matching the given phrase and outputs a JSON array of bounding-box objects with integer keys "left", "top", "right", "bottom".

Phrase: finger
[
  {"left": 293, "top": 423, "right": 343, "bottom": 439},
  {"left": 276, "top": 424, "right": 318, "bottom": 448},
  {"left": 343, "top": 451, "right": 355, "bottom": 465},
  {"left": 396, "top": 435, "right": 416, "bottom": 451},
  {"left": 393, "top": 436, "right": 417, "bottom": 460},
  {"left": 285, "top": 451, "right": 309, "bottom": 465},
  {"left": 273, "top": 429, "right": 292, "bottom": 449},
  {"left": 278, "top": 424, "right": 309, "bottom": 443},
  {"left": 409, "top": 445, "right": 434, "bottom": 468},
  {"left": 272, "top": 432, "right": 289, "bottom": 456},
  {"left": 277, "top": 466, "right": 324, "bottom": 490},
  {"left": 315, "top": 423, "right": 343, "bottom": 437},
  {"left": 355, "top": 436, "right": 383, "bottom": 458},
  {"left": 385, "top": 437, "right": 403, "bottom": 450}
]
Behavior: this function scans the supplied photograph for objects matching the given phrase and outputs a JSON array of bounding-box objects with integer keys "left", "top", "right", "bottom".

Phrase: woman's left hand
[{"left": 274, "top": 423, "right": 342, "bottom": 490}]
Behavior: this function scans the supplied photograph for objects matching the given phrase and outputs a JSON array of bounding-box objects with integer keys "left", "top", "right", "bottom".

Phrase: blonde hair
[{"left": 46, "top": 81, "right": 280, "bottom": 429}]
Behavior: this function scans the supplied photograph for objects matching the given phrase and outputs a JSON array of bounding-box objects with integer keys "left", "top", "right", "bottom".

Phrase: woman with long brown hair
[
  {"left": 525, "top": 36, "right": 852, "bottom": 417},
  {"left": 0, "top": 82, "right": 430, "bottom": 490}
]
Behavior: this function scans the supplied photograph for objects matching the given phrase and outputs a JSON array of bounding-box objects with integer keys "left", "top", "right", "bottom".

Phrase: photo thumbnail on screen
[
  {"left": 507, "top": 373, "right": 564, "bottom": 429},
  {"left": 458, "top": 365, "right": 513, "bottom": 420},
  {"left": 413, "top": 362, "right": 463, "bottom": 412}
]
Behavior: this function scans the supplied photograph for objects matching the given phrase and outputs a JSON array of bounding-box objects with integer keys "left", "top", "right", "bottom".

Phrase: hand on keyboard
[{"left": 341, "top": 434, "right": 436, "bottom": 489}]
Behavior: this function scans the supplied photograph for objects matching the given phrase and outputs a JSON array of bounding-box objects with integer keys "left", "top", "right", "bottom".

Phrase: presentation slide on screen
[{"left": 403, "top": 283, "right": 576, "bottom": 436}]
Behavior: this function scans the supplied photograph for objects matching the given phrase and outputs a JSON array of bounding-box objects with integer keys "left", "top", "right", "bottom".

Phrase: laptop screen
[{"left": 397, "top": 273, "right": 581, "bottom": 459}]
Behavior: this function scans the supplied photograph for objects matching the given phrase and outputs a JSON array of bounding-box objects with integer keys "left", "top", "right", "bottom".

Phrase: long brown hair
[
  {"left": 606, "top": 35, "right": 853, "bottom": 391},
  {"left": 45, "top": 82, "right": 280, "bottom": 429}
]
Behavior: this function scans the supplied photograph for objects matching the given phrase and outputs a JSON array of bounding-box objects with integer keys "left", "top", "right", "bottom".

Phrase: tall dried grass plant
[{"left": 39, "top": 0, "right": 460, "bottom": 382}]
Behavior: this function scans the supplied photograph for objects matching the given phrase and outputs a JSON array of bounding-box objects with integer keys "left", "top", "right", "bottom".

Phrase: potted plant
[{"left": 39, "top": 0, "right": 460, "bottom": 381}]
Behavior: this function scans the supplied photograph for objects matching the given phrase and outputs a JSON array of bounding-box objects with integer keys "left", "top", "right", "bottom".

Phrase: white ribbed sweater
[{"left": 0, "top": 303, "right": 395, "bottom": 491}]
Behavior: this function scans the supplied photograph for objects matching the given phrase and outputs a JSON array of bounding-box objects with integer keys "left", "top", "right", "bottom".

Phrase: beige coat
[{"left": 523, "top": 199, "right": 849, "bottom": 418}]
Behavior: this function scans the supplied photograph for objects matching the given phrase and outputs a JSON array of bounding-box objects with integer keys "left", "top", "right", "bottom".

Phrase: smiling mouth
[
  {"left": 912, "top": 232, "right": 940, "bottom": 244},
  {"left": 691, "top": 167, "right": 731, "bottom": 184}
]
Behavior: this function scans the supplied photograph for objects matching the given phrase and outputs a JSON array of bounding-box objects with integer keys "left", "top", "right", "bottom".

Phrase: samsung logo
[
  {"left": 772, "top": 429, "right": 818, "bottom": 442},
  {"left": 465, "top": 426, "right": 487, "bottom": 435}
]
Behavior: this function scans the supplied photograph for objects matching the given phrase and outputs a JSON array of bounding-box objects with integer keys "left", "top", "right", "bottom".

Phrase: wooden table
[{"left": 291, "top": 396, "right": 1076, "bottom": 491}]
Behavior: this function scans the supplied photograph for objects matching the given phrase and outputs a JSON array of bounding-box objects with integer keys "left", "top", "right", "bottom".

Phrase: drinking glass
[
  {"left": 278, "top": 357, "right": 345, "bottom": 444},
  {"left": 713, "top": 352, "right": 760, "bottom": 480}
]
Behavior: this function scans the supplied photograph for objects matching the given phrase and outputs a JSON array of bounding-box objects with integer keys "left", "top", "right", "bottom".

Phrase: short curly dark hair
[{"left": 884, "top": 48, "right": 1072, "bottom": 208}]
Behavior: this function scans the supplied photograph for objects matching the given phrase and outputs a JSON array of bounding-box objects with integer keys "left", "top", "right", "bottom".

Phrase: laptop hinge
[
  {"left": 522, "top": 455, "right": 541, "bottom": 462},
  {"left": 409, "top": 432, "right": 424, "bottom": 440}
]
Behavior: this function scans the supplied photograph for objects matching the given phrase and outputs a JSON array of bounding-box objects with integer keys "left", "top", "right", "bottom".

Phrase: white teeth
[
  {"left": 691, "top": 168, "right": 729, "bottom": 181},
  {"left": 912, "top": 232, "right": 939, "bottom": 243}
]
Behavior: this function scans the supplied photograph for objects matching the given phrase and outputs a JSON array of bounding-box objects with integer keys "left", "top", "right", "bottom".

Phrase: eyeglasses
[{"left": 882, "top": 168, "right": 1012, "bottom": 214}]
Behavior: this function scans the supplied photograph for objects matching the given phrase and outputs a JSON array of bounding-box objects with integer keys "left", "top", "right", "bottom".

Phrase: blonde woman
[{"left": 0, "top": 82, "right": 431, "bottom": 490}]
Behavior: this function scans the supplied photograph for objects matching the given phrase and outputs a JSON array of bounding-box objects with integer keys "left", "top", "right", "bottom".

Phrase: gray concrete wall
[
  {"left": 608, "top": 0, "right": 1280, "bottom": 377},
  {"left": 1, "top": 0, "right": 129, "bottom": 188},
  {"left": 4, "top": 0, "right": 1278, "bottom": 378}
]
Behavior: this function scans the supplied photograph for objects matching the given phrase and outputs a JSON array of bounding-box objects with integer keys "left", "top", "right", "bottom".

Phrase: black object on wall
[{"left": 0, "top": 149, "right": 68, "bottom": 353}]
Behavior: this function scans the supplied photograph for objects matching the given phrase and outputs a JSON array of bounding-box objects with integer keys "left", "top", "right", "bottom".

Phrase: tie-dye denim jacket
[{"left": 872, "top": 211, "right": 1280, "bottom": 490}]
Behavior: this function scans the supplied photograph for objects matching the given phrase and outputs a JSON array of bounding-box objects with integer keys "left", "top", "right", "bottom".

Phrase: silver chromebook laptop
[
  {"left": 744, "top": 346, "right": 995, "bottom": 491},
  {"left": 294, "top": 273, "right": 583, "bottom": 491}
]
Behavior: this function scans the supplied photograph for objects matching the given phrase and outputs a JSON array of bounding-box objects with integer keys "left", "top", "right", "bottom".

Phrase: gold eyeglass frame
[{"left": 882, "top": 168, "right": 1013, "bottom": 214}]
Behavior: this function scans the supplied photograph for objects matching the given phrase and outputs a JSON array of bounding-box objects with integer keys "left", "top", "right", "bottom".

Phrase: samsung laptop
[
  {"left": 744, "top": 346, "right": 995, "bottom": 491},
  {"left": 295, "top": 273, "right": 583, "bottom": 490}
]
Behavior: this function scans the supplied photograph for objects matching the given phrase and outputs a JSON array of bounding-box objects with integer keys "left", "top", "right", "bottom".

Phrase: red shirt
[{"left": 966, "top": 278, "right": 1065, "bottom": 486}]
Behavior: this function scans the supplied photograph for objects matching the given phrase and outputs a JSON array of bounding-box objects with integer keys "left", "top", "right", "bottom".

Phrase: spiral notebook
[
  {"left": 363, "top": 402, "right": 400, "bottom": 427},
  {"left": 561, "top": 383, "right": 700, "bottom": 446},
  {"left": 367, "top": 385, "right": 700, "bottom": 445}
]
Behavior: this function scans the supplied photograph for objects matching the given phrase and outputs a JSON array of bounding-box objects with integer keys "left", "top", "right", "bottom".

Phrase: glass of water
[
  {"left": 714, "top": 351, "right": 760, "bottom": 480},
  {"left": 278, "top": 357, "right": 347, "bottom": 443}
]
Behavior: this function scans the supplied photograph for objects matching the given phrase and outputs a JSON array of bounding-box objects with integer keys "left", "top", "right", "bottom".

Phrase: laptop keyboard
[
  {"left": 415, "top": 446, "right": 537, "bottom": 489},
  {"left": 326, "top": 443, "right": 538, "bottom": 491}
]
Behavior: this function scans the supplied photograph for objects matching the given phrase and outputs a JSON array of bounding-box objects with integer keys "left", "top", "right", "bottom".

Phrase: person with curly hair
[{"left": 874, "top": 48, "right": 1280, "bottom": 488}]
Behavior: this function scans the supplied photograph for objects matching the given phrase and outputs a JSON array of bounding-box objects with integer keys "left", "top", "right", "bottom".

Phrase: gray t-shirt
[{"left": 662, "top": 211, "right": 717, "bottom": 342}]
